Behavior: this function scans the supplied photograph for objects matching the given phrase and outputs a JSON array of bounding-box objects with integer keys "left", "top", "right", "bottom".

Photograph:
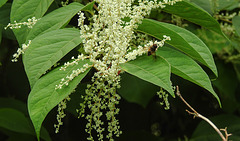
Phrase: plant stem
[{"left": 176, "top": 86, "right": 231, "bottom": 141}]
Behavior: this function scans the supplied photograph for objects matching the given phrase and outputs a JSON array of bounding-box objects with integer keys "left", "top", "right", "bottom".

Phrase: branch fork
[{"left": 176, "top": 86, "right": 232, "bottom": 141}]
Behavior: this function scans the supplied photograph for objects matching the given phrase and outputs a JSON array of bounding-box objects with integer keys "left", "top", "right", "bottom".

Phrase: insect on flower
[{"left": 148, "top": 43, "right": 158, "bottom": 57}]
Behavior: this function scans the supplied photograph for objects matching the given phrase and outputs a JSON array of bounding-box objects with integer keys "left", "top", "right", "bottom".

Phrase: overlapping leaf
[
  {"left": 10, "top": 0, "right": 54, "bottom": 45},
  {"left": 137, "top": 19, "right": 218, "bottom": 78},
  {"left": 157, "top": 47, "right": 220, "bottom": 104},
  {"left": 23, "top": 28, "right": 82, "bottom": 87},
  {"left": 162, "top": 1, "right": 226, "bottom": 38},
  {"left": 0, "top": 108, "right": 34, "bottom": 135},
  {"left": 0, "top": 108, "right": 51, "bottom": 141},
  {"left": 190, "top": 0, "right": 213, "bottom": 15},
  {"left": 0, "top": 3, "right": 11, "bottom": 25},
  {"left": 28, "top": 59, "right": 91, "bottom": 140},
  {"left": 118, "top": 72, "right": 160, "bottom": 107},
  {"left": 0, "top": 0, "right": 8, "bottom": 8},
  {"left": 120, "top": 55, "right": 174, "bottom": 97}
]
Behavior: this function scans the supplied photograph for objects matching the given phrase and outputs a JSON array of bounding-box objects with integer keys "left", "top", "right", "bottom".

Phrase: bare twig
[
  {"left": 221, "top": 127, "right": 232, "bottom": 141},
  {"left": 176, "top": 86, "right": 231, "bottom": 141}
]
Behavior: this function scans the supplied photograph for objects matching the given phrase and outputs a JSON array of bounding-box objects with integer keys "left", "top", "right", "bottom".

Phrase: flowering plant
[{"left": 1, "top": 0, "right": 233, "bottom": 140}]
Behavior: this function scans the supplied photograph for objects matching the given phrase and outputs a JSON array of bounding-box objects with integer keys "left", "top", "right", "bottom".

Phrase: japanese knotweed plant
[{"left": 7, "top": 0, "right": 226, "bottom": 140}]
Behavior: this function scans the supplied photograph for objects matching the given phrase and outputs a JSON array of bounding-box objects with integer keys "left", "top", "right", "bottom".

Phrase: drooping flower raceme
[{"left": 56, "top": 0, "right": 181, "bottom": 140}]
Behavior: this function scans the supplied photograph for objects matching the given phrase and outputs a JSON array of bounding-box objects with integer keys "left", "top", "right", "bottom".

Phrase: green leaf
[
  {"left": 120, "top": 55, "right": 174, "bottom": 97},
  {"left": 137, "top": 19, "right": 218, "bottom": 78},
  {"left": 0, "top": 108, "right": 34, "bottom": 135},
  {"left": 23, "top": 28, "right": 82, "bottom": 87},
  {"left": 162, "top": 1, "right": 226, "bottom": 38},
  {"left": 0, "top": 0, "right": 7, "bottom": 8},
  {"left": 212, "top": 61, "right": 239, "bottom": 113},
  {"left": 0, "top": 98, "right": 28, "bottom": 115},
  {"left": 0, "top": 3, "right": 15, "bottom": 40},
  {"left": 157, "top": 47, "right": 220, "bottom": 105},
  {"left": 28, "top": 59, "right": 91, "bottom": 140},
  {"left": 190, "top": 114, "right": 240, "bottom": 141},
  {"left": 26, "top": 2, "right": 85, "bottom": 41},
  {"left": 0, "top": 108, "right": 51, "bottom": 141},
  {"left": 118, "top": 72, "right": 160, "bottom": 107},
  {"left": 81, "top": 1, "right": 95, "bottom": 15},
  {"left": 233, "top": 16, "right": 240, "bottom": 37},
  {"left": 10, "top": 0, "right": 54, "bottom": 45},
  {"left": 0, "top": 3, "right": 11, "bottom": 25},
  {"left": 190, "top": 0, "right": 213, "bottom": 15},
  {"left": 218, "top": 0, "right": 239, "bottom": 10}
]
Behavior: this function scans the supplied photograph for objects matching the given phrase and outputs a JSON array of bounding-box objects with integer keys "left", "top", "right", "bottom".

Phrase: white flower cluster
[
  {"left": 55, "top": 62, "right": 92, "bottom": 89},
  {"left": 60, "top": 54, "right": 89, "bottom": 71},
  {"left": 12, "top": 40, "right": 31, "bottom": 62},
  {"left": 4, "top": 17, "right": 39, "bottom": 30},
  {"left": 56, "top": 0, "right": 181, "bottom": 140}
]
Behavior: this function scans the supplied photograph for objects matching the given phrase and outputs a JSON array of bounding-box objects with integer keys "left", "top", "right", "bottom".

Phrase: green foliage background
[{"left": 0, "top": 0, "right": 240, "bottom": 141}]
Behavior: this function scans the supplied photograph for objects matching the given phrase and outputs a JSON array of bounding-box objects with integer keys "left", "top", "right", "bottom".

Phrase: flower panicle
[
  {"left": 4, "top": 17, "right": 40, "bottom": 30},
  {"left": 55, "top": 62, "right": 91, "bottom": 90},
  {"left": 12, "top": 40, "right": 32, "bottom": 62},
  {"left": 60, "top": 54, "right": 89, "bottom": 71},
  {"left": 55, "top": 0, "right": 181, "bottom": 140}
]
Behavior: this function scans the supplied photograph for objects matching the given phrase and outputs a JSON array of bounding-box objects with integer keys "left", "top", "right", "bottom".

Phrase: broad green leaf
[
  {"left": 28, "top": 59, "right": 91, "bottom": 140},
  {"left": 233, "top": 16, "right": 240, "bottom": 37},
  {"left": 23, "top": 28, "right": 82, "bottom": 87},
  {"left": 0, "top": 98, "right": 28, "bottom": 115},
  {"left": 118, "top": 72, "right": 159, "bottom": 107},
  {"left": 190, "top": 0, "right": 213, "bottom": 15},
  {"left": 157, "top": 47, "right": 220, "bottom": 105},
  {"left": 10, "top": 0, "right": 54, "bottom": 45},
  {"left": 0, "top": 3, "right": 15, "bottom": 40},
  {"left": 0, "top": 3, "right": 11, "bottom": 25},
  {"left": 137, "top": 19, "right": 218, "bottom": 77},
  {"left": 212, "top": 61, "right": 239, "bottom": 113},
  {"left": 120, "top": 55, "right": 174, "bottom": 97},
  {"left": 218, "top": 0, "right": 239, "bottom": 10},
  {"left": 0, "top": 108, "right": 51, "bottom": 141},
  {"left": 162, "top": 1, "right": 226, "bottom": 38},
  {"left": 0, "top": 108, "right": 33, "bottom": 135},
  {"left": 26, "top": 2, "right": 85, "bottom": 41},
  {"left": 0, "top": 0, "right": 7, "bottom": 8},
  {"left": 81, "top": 1, "right": 95, "bottom": 15},
  {"left": 190, "top": 114, "right": 240, "bottom": 141}
]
